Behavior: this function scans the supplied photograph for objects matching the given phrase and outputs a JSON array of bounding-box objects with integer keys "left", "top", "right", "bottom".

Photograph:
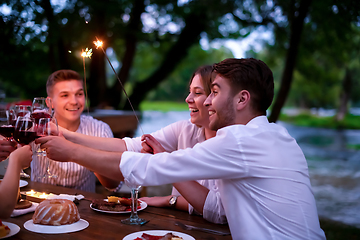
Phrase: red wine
[
  {"left": 0, "top": 126, "right": 14, "bottom": 138},
  {"left": 16, "top": 111, "right": 28, "bottom": 117},
  {"left": 13, "top": 131, "right": 40, "bottom": 145},
  {"left": 31, "top": 111, "right": 51, "bottom": 124}
]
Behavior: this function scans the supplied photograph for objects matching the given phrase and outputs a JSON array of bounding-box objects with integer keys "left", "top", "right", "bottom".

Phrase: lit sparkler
[
  {"left": 81, "top": 48, "right": 92, "bottom": 115},
  {"left": 93, "top": 37, "right": 144, "bottom": 135},
  {"left": 81, "top": 48, "right": 93, "bottom": 58}
]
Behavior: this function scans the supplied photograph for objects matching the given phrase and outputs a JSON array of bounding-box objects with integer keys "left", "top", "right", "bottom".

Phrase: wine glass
[
  {"left": 13, "top": 117, "right": 36, "bottom": 145},
  {"left": 121, "top": 182, "right": 148, "bottom": 225},
  {"left": 0, "top": 109, "right": 14, "bottom": 141},
  {"left": 31, "top": 97, "right": 52, "bottom": 124},
  {"left": 12, "top": 105, "right": 31, "bottom": 120},
  {"left": 7, "top": 108, "right": 31, "bottom": 178},
  {"left": 35, "top": 117, "right": 58, "bottom": 179},
  {"left": 13, "top": 116, "right": 37, "bottom": 178}
]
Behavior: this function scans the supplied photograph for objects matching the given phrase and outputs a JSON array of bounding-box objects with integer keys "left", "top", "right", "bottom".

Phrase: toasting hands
[
  {"left": 35, "top": 135, "right": 75, "bottom": 162},
  {"left": 141, "top": 134, "right": 166, "bottom": 154}
]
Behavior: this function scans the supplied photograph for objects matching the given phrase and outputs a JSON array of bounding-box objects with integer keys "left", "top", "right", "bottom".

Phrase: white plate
[
  {"left": 0, "top": 179, "right": 27, "bottom": 188},
  {"left": 90, "top": 199, "right": 147, "bottom": 214},
  {"left": 123, "top": 230, "right": 195, "bottom": 240},
  {"left": 24, "top": 219, "right": 89, "bottom": 234},
  {"left": 0, "top": 222, "right": 20, "bottom": 239},
  {"left": 19, "top": 180, "right": 28, "bottom": 188}
]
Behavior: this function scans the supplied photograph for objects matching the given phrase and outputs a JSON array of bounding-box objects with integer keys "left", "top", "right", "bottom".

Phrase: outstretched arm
[
  {"left": 60, "top": 126, "right": 127, "bottom": 152},
  {"left": 36, "top": 136, "right": 124, "bottom": 182},
  {"left": 0, "top": 145, "right": 32, "bottom": 218}
]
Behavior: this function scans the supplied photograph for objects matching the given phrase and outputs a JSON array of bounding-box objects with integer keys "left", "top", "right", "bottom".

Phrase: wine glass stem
[{"left": 130, "top": 188, "right": 139, "bottom": 219}]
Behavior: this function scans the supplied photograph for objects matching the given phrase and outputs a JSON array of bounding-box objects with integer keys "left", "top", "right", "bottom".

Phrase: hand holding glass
[{"left": 36, "top": 117, "right": 58, "bottom": 179}]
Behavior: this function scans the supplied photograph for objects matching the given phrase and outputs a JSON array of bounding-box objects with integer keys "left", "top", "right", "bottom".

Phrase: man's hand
[
  {"left": 35, "top": 135, "right": 76, "bottom": 162},
  {"left": 141, "top": 134, "right": 166, "bottom": 154},
  {"left": 0, "top": 139, "right": 16, "bottom": 162}
]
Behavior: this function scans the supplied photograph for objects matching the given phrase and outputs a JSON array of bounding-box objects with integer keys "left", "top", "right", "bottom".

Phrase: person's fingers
[
  {"left": 34, "top": 135, "right": 52, "bottom": 144},
  {"left": 141, "top": 141, "right": 154, "bottom": 153}
]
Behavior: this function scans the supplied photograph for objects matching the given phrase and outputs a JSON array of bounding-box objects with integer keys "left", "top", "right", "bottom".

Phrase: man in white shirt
[{"left": 36, "top": 58, "right": 326, "bottom": 239}]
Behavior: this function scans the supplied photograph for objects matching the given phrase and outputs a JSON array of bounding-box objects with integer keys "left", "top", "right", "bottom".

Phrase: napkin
[
  {"left": 11, "top": 202, "right": 39, "bottom": 217},
  {"left": 46, "top": 193, "right": 85, "bottom": 201}
]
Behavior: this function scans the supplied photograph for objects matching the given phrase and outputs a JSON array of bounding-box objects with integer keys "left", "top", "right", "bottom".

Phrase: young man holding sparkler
[
  {"left": 31, "top": 69, "right": 120, "bottom": 192},
  {"left": 36, "top": 58, "right": 325, "bottom": 239}
]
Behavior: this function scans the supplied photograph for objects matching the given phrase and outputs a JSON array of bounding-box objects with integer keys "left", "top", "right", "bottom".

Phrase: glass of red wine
[
  {"left": 13, "top": 117, "right": 37, "bottom": 145},
  {"left": 36, "top": 117, "right": 58, "bottom": 179},
  {"left": 31, "top": 97, "right": 52, "bottom": 124},
  {"left": 0, "top": 110, "right": 14, "bottom": 141},
  {"left": 12, "top": 105, "right": 31, "bottom": 121}
]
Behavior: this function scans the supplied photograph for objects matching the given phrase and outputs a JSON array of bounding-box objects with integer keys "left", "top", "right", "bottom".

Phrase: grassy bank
[
  {"left": 279, "top": 112, "right": 360, "bottom": 130},
  {"left": 140, "top": 101, "right": 188, "bottom": 112}
]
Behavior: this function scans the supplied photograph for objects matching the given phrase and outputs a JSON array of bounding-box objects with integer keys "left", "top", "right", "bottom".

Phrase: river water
[{"left": 134, "top": 110, "right": 360, "bottom": 227}]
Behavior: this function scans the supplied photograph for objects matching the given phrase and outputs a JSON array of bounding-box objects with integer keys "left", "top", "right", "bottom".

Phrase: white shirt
[
  {"left": 31, "top": 115, "right": 113, "bottom": 192},
  {"left": 123, "top": 120, "right": 227, "bottom": 224},
  {"left": 121, "top": 116, "right": 326, "bottom": 240}
]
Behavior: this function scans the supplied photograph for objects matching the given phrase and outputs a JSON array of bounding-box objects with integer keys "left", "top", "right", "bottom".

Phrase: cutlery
[{"left": 175, "top": 221, "right": 231, "bottom": 235}]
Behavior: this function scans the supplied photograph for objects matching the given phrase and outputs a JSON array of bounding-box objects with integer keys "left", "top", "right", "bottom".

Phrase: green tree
[
  {"left": 268, "top": 0, "right": 360, "bottom": 122},
  {"left": 0, "top": 0, "right": 280, "bottom": 110}
]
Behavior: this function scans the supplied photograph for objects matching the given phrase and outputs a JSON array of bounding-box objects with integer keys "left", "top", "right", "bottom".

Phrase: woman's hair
[
  {"left": 46, "top": 70, "right": 83, "bottom": 96},
  {"left": 188, "top": 65, "right": 213, "bottom": 96},
  {"left": 212, "top": 58, "right": 274, "bottom": 114}
]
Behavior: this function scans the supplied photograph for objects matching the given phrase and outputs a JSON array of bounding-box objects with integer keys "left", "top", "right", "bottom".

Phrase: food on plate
[
  {"left": 136, "top": 233, "right": 184, "bottom": 240},
  {"left": 92, "top": 199, "right": 127, "bottom": 212},
  {"left": 15, "top": 199, "right": 32, "bottom": 209},
  {"left": 0, "top": 220, "right": 10, "bottom": 237},
  {"left": 92, "top": 198, "right": 141, "bottom": 212},
  {"left": 32, "top": 199, "right": 80, "bottom": 226},
  {"left": 118, "top": 197, "right": 133, "bottom": 206},
  {"left": 107, "top": 196, "right": 119, "bottom": 203}
]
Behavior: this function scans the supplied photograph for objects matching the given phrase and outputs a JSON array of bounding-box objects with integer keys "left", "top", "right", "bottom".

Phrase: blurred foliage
[
  {"left": 0, "top": 0, "right": 255, "bottom": 109},
  {"left": 139, "top": 100, "right": 188, "bottom": 111},
  {"left": 1, "top": 0, "right": 360, "bottom": 116},
  {"left": 279, "top": 112, "right": 360, "bottom": 129}
]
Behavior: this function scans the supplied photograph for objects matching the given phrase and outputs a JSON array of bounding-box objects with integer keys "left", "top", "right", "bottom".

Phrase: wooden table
[{"left": 4, "top": 180, "right": 232, "bottom": 240}]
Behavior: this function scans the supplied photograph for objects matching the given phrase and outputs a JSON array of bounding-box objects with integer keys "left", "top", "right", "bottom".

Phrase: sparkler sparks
[
  {"left": 81, "top": 48, "right": 93, "bottom": 58},
  {"left": 93, "top": 40, "right": 103, "bottom": 49}
]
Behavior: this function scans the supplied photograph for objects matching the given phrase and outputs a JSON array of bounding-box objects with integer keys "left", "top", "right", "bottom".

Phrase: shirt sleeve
[
  {"left": 120, "top": 128, "right": 247, "bottom": 186},
  {"left": 101, "top": 122, "right": 114, "bottom": 138},
  {"left": 187, "top": 180, "right": 227, "bottom": 224},
  {"left": 202, "top": 189, "right": 227, "bottom": 224}
]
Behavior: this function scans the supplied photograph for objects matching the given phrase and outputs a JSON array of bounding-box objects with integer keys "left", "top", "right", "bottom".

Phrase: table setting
[
  {"left": 0, "top": 179, "right": 231, "bottom": 239},
  {"left": 0, "top": 96, "right": 231, "bottom": 239}
]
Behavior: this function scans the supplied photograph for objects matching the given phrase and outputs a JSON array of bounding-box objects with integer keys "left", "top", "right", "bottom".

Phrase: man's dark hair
[
  {"left": 46, "top": 70, "right": 83, "bottom": 96},
  {"left": 212, "top": 58, "right": 274, "bottom": 114}
]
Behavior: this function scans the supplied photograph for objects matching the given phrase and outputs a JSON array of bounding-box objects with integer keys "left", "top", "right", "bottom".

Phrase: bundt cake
[{"left": 32, "top": 199, "right": 80, "bottom": 226}]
